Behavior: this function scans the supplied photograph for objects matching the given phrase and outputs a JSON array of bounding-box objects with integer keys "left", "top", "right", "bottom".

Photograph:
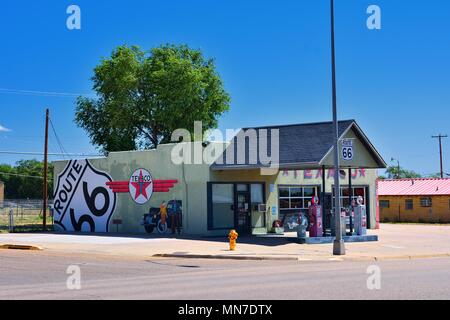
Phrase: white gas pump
[{"left": 354, "top": 196, "right": 367, "bottom": 236}]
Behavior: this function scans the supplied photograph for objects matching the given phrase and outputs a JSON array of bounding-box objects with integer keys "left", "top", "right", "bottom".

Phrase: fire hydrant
[{"left": 228, "top": 229, "right": 238, "bottom": 251}]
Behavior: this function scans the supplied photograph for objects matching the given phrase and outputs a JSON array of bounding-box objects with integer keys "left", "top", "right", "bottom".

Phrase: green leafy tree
[
  {"left": 428, "top": 173, "right": 444, "bottom": 178},
  {"left": 75, "top": 44, "right": 231, "bottom": 153},
  {"left": 381, "top": 165, "right": 422, "bottom": 179},
  {"left": 0, "top": 160, "right": 53, "bottom": 199}
]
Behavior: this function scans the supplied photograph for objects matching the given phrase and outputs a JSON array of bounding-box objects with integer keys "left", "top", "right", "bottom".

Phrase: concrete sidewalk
[{"left": 1, "top": 224, "right": 450, "bottom": 261}]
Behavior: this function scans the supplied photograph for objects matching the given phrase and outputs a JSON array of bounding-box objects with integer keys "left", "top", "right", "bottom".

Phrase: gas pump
[
  {"left": 308, "top": 196, "right": 323, "bottom": 238},
  {"left": 354, "top": 196, "right": 367, "bottom": 236}
]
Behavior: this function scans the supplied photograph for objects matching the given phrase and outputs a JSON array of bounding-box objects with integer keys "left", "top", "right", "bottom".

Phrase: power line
[
  {"left": 0, "top": 151, "right": 102, "bottom": 157},
  {"left": 49, "top": 118, "right": 68, "bottom": 159},
  {"left": 0, "top": 87, "right": 95, "bottom": 98},
  {"left": 0, "top": 171, "right": 53, "bottom": 180}
]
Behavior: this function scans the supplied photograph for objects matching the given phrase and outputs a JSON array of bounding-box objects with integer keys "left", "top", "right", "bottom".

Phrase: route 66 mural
[
  {"left": 53, "top": 159, "right": 179, "bottom": 232},
  {"left": 53, "top": 160, "right": 116, "bottom": 232}
]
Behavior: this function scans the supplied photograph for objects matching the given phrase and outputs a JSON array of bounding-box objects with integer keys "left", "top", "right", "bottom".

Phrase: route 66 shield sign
[{"left": 52, "top": 159, "right": 116, "bottom": 232}]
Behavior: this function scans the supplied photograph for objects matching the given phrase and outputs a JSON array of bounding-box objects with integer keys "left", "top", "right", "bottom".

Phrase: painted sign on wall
[
  {"left": 129, "top": 169, "right": 153, "bottom": 204},
  {"left": 53, "top": 159, "right": 116, "bottom": 232},
  {"left": 282, "top": 169, "right": 366, "bottom": 180},
  {"left": 106, "top": 173, "right": 178, "bottom": 204},
  {"left": 53, "top": 160, "right": 179, "bottom": 232}
]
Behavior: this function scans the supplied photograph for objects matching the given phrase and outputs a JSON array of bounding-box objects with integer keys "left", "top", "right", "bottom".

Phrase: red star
[{"left": 130, "top": 170, "right": 152, "bottom": 200}]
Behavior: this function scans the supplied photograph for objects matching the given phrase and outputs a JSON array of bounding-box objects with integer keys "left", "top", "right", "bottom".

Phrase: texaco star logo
[
  {"left": 106, "top": 169, "right": 178, "bottom": 205},
  {"left": 129, "top": 169, "right": 153, "bottom": 204}
]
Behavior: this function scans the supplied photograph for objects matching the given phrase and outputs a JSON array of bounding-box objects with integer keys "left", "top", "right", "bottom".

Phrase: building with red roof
[{"left": 377, "top": 178, "right": 450, "bottom": 223}]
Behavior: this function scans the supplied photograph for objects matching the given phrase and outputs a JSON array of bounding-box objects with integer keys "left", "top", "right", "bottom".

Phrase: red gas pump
[{"left": 308, "top": 196, "right": 323, "bottom": 238}]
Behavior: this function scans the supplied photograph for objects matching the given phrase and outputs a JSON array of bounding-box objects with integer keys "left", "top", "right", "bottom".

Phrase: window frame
[
  {"left": 208, "top": 182, "right": 235, "bottom": 230},
  {"left": 278, "top": 185, "right": 320, "bottom": 212},
  {"left": 420, "top": 197, "right": 432, "bottom": 208},
  {"left": 405, "top": 199, "right": 414, "bottom": 210},
  {"left": 379, "top": 200, "right": 390, "bottom": 209},
  {"left": 332, "top": 185, "right": 368, "bottom": 207},
  {"left": 207, "top": 182, "right": 266, "bottom": 231}
]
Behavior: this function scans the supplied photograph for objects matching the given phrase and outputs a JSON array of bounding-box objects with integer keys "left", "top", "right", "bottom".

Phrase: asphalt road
[{"left": 1, "top": 250, "right": 450, "bottom": 300}]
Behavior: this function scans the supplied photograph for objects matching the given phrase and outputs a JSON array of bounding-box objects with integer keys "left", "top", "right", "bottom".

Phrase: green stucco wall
[{"left": 53, "top": 142, "right": 378, "bottom": 236}]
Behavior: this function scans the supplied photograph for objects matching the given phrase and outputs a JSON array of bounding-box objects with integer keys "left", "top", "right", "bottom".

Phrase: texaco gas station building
[{"left": 52, "top": 119, "right": 386, "bottom": 236}]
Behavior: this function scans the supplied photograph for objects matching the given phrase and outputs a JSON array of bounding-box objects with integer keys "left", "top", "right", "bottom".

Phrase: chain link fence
[{"left": 0, "top": 199, "right": 53, "bottom": 233}]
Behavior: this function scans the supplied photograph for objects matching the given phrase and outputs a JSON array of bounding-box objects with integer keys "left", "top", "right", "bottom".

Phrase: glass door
[{"left": 236, "top": 188, "right": 250, "bottom": 234}]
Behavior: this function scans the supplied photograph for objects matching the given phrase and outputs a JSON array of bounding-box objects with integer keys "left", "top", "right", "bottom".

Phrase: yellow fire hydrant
[{"left": 228, "top": 229, "right": 238, "bottom": 251}]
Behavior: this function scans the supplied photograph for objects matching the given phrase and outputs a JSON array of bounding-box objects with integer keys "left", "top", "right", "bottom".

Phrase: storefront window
[
  {"left": 279, "top": 187, "right": 289, "bottom": 197},
  {"left": 279, "top": 199, "right": 290, "bottom": 209},
  {"left": 303, "top": 187, "right": 315, "bottom": 197},
  {"left": 278, "top": 186, "right": 318, "bottom": 211},
  {"left": 278, "top": 186, "right": 319, "bottom": 230},
  {"left": 236, "top": 184, "right": 248, "bottom": 192},
  {"left": 290, "top": 188, "right": 302, "bottom": 197},
  {"left": 250, "top": 184, "right": 263, "bottom": 203},
  {"left": 354, "top": 188, "right": 365, "bottom": 197},
  {"left": 290, "top": 198, "right": 303, "bottom": 209},
  {"left": 251, "top": 184, "right": 265, "bottom": 228},
  {"left": 332, "top": 186, "right": 366, "bottom": 207},
  {"left": 211, "top": 184, "right": 234, "bottom": 229}
]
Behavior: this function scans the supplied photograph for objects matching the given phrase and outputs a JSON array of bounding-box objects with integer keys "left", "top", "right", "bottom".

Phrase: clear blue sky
[{"left": 0, "top": 0, "right": 449, "bottom": 176}]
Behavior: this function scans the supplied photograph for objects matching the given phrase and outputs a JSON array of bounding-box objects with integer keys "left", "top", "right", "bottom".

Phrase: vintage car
[{"left": 141, "top": 200, "right": 182, "bottom": 234}]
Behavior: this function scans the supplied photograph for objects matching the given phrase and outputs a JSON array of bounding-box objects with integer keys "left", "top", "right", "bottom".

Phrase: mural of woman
[{"left": 158, "top": 201, "right": 168, "bottom": 233}]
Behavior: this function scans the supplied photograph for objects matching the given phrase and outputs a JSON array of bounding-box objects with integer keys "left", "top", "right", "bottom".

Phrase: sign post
[{"left": 330, "top": 0, "right": 345, "bottom": 255}]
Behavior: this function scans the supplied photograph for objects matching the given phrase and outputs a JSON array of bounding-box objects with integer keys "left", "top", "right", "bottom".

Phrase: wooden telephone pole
[
  {"left": 432, "top": 134, "right": 447, "bottom": 178},
  {"left": 43, "top": 109, "right": 49, "bottom": 231}
]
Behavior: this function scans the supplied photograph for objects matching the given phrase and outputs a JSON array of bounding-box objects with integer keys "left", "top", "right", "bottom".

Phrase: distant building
[
  {"left": 377, "top": 178, "right": 450, "bottom": 223},
  {"left": 0, "top": 181, "right": 4, "bottom": 203}
]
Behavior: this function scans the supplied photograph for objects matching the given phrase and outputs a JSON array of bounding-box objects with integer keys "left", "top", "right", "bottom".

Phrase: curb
[
  {"left": 152, "top": 253, "right": 301, "bottom": 261},
  {"left": 153, "top": 252, "right": 450, "bottom": 262},
  {"left": 0, "top": 244, "right": 43, "bottom": 251},
  {"left": 342, "top": 253, "right": 450, "bottom": 262},
  {"left": 372, "top": 253, "right": 450, "bottom": 261}
]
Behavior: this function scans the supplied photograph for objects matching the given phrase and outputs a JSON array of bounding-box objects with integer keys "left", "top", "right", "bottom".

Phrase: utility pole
[
  {"left": 330, "top": 0, "right": 345, "bottom": 255},
  {"left": 42, "top": 109, "right": 49, "bottom": 231},
  {"left": 432, "top": 134, "right": 447, "bottom": 178}
]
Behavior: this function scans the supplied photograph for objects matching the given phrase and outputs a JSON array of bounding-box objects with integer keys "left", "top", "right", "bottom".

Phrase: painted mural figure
[
  {"left": 142, "top": 200, "right": 183, "bottom": 234},
  {"left": 169, "top": 200, "right": 182, "bottom": 235},
  {"left": 156, "top": 200, "right": 169, "bottom": 234}
]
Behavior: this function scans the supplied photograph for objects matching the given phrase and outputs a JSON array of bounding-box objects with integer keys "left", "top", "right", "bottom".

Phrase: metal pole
[
  {"left": 9, "top": 208, "right": 14, "bottom": 233},
  {"left": 330, "top": 0, "right": 345, "bottom": 255},
  {"left": 321, "top": 165, "right": 326, "bottom": 236},
  {"left": 439, "top": 137, "right": 444, "bottom": 178},
  {"left": 42, "top": 109, "right": 49, "bottom": 231},
  {"left": 348, "top": 168, "right": 353, "bottom": 234}
]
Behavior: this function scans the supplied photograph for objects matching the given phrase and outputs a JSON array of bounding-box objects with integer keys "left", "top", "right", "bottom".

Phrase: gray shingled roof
[{"left": 211, "top": 119, "right": 385, "bottom": 170}]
